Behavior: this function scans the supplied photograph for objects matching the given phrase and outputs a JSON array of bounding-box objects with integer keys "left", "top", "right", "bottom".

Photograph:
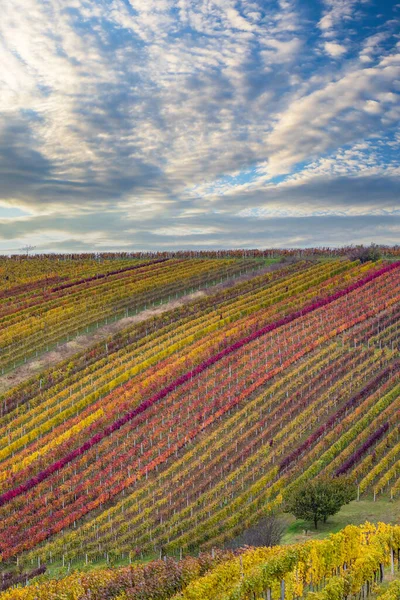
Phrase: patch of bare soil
[{"left": 0, "top": 264, "right": 280, "bottom": 394}]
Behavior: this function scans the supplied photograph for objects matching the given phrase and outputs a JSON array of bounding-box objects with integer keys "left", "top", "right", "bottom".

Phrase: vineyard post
[{"left": 280, "top": 579, "right": 285, "bottom": 600}]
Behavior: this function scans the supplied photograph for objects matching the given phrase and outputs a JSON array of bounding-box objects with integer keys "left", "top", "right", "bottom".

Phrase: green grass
[
  {"left": 35, "top": 550, "right": 159, "bottom": 580},
  {"left": 281, "top": 497, "right": 400, "bottom": 545}
]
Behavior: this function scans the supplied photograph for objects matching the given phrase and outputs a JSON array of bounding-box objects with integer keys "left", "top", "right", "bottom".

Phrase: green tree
[{"left": 284, "top": 477, "right": 356, "bottom": 529}]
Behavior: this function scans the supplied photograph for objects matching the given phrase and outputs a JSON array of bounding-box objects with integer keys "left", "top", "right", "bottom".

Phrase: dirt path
[
  {"left": 0, "top": 292, "right": 207, "bottom": 395},
  {"left": 0, "top": 264, "right": 279, "bottom": 395}
]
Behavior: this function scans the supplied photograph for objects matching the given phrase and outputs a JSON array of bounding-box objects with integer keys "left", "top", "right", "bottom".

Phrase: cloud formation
[{"left": 0, "top": 0, "right": 399, "bottom": 251}]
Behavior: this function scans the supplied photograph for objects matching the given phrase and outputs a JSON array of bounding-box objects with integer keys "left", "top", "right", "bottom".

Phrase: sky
[{"left": 0, "top": 0, "right": 399, "bottom": 253}]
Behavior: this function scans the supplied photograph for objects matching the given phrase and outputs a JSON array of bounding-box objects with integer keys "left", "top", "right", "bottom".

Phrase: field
[{"left": 0, "top": 250, "right": 399, "bottom": 599}]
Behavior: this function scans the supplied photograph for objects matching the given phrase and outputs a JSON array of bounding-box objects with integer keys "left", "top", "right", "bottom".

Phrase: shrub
[{"left": 349, "top": 244, "right": 382, "bottom": 263}]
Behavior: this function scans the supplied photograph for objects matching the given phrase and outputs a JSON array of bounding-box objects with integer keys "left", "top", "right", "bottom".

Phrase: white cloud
[
  {"left": 318, "top": 0, "right": 362, "bottom": 36},
  {"left": 0, "top": 0, "right": 399, "bottom": 250},
  {"left": 225, "top": 8, "right": 255, "bottom": 31},
  {"left": 324, "top": 41, "right": 347, "bottom": 57},
  {"left": 153, "top": 226, "right": 219, "bottom": 236},
  {"left": 261, "top": 38, "right": 303, "bottom": 64},
  {"left": 263, "top": 49, "right": 400, "bottom": 177},
  {"left": 318, "top": 14, "right": 334, "bottom": 31},
  {"left": 363, "top": 100, "right": 381, "bottom": 114}
]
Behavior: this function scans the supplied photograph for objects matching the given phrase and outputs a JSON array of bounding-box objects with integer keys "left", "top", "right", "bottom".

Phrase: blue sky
[{"left": 0, "top": 0, "right": 399, "bottom": 252}]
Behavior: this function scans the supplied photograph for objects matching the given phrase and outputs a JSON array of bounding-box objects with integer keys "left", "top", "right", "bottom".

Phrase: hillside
[{"left": 0, "top": 252, "right": 399, "bottom": 596}]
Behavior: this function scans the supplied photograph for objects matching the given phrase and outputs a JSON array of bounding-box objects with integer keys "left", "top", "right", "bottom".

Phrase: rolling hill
[{"left": 0, "top": 250, "right": 399, "bottom": 598}]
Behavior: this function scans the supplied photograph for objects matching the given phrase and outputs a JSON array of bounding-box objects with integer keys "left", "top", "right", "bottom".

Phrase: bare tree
[
  {"left": 19, "top": 245, "right": 36, "bottom": 256},
  {"left": 225, "top": 514, "right": 285, "bottom": 549}
]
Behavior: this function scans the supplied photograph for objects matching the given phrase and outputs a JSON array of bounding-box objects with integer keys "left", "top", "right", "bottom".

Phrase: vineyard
[
  {"left": 1, "top": 524, "right": 400, "bottom": 599},
  {"left": 0, "top": 256, "right": 260, "bottom": 373},
  {"left": 0, "top": 252, "right": 399, "bottom": 598}
]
